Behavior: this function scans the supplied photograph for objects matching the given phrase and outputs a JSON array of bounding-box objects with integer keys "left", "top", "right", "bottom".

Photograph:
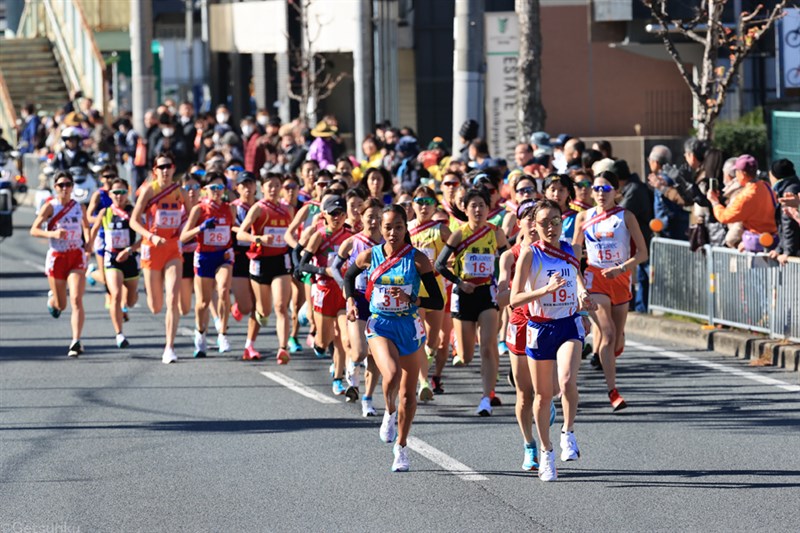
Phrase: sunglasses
[
  {"left": 328, "top": 209, "right": 346, "bottom": 217},
  {"left": 205, "top": 184, "right": 225, "bottom": 191},
  {"left": 283, "top": 183, "right": 298, "bottom": 190},
  {"left": 592, "top": 184, "right": 614, "bottom": 193},
  {"left": 155, "top": 164, "right": 174, "bottom": 170},
  {"left": 516, "top": 186, "right": 536, "bottom": 195},
  {"left": 227, "top": 166, "right": 244, "bottom": 172},
  {"left": 442, "top": 181, "right": 460, "bottom": 187},
  {"left": 183, "top": 184, "right": 200, "bottom": 191},
  {"left": 55, "top": 182, "right": 74, "bottom": 189},
  {"left": 316, "top": 181, "right": 331, "bottom": 188},
  {"left": 536, "top": 216, "right": 562, "bottom": 228},
  {"left": 111, "top": 189, "right": 128, "bottom": 195},
  {"left": 575, "top": 180, "right": 592, "bottom": 188},
  {"left": 398, "top": 201, "right": 412, "bottom": 208},
  {"left": 101, "top": 174, "right": 117, "bottom": 180},
  {"left": 191, "top": 169, "right": 207, "bottom": 177},
  {"left": 413, "top": 197, "right": 436, "bottom": 206}
]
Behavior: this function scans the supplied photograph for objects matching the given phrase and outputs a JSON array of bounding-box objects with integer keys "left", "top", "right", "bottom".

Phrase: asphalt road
[{"left": 2, "top": 207, "right": 800, "bottom": 533}]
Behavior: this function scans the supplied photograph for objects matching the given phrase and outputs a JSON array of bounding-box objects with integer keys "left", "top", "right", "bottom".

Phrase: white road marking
[
  {"left": 260, "top": 371, "right": 487, "bottom": 480},
  {"left": 260, "top": 371, "right": 339, "bottom": 404},
  {"left": 177, "top": 327, "right": 195, "bottom": 338},
  {"left": 407, "top": 436, "right": 488, "bottom": 481},
  {"left": 22, "top": 259, "right": 46, "bottom": 274},
  {"left": 626, "top": 340, "right": 800, "bottom": 392}
]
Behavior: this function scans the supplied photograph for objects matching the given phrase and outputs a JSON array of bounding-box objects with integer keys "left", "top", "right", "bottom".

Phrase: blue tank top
[
  {"left": 367, "top": 244, "right": 420, "bottom": 317},
  {"left": 94, "top": 190, "right": 114, "bottom": 248},
  {"left": 349, "top": 233, "right": 382, "bottom": 294}
]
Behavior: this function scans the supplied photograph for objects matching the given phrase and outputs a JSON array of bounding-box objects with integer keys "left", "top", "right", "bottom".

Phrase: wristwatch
[{"left": 255, "top": 236, "right": 262, "bottom": 246}]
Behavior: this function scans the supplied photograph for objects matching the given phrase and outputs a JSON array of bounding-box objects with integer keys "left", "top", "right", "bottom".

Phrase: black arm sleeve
[
  {"left": 497, "top": 244, "right": 508, "bottom": 255},
  {"left": 291, "top": 244, "right": 303, "bottom": 269},
  {"left": 298, "top": 250, "right": 325, "bottom": 276},
  {"left": 435, "top": 244, "right": 461, "bottom": 285},
  {"left": 330, "top": 253, "right": 348, "bottom": 287},
  {"left": 343, "top": 262, "right": 367, "bottom": 300},
  {"left": 418, "top": 271, "right": 444, "bottom": 311}
]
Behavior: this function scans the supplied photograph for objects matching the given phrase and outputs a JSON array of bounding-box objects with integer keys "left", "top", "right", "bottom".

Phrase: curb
[{"left": 625, "top": 312, "right": 800, "bottom": 376}]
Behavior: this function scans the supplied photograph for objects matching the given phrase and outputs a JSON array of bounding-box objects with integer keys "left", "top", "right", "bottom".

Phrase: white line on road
[
  {"left": 260, "top": 371, "right": 339, "bottom": 404},
  {"left": 407, "top": 436, "right": 488, "bottom": 481},
  {"left": 22, "top": 259, "right": 46, "bottom": 274},
  {"left": 260, "top": 371, "right": 488, "bottom": 481},
  {"left": 626, "top": 340, "right": 800, "bottom": 392}
]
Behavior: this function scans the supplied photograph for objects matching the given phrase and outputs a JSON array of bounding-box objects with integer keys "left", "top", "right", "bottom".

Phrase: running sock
[
  {"left": 362, "top": 395, "right": 372, "bottom": 401},
  {"left": 71, "top": 338, "right": 79, "bottom": 345},
  {"left": 245, "top": 339, "right": 253, "bottom": 349},
  {"left": 115, "top": 333, "right": 125, "bottom": 344},
  {"left": 525, "top": 441, "right": 536, "bottom": 449}
]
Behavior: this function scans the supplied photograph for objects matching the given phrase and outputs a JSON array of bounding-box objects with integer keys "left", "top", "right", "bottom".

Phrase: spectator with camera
[{"left": 768, "top": 159, "right": 800, "bottom": 264}]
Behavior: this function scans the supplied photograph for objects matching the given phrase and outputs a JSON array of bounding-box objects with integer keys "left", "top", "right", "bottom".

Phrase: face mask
[
  {"left": 216, "top": 113, "right": 229, "bottom": 124},
  {"left": 241, "top": 125, "right": 254, "bottom": 137},
  {"left": 212, "top": 133, "right": 220, "bottom": 145},
  {"left": 257, "top": 116, "right": 268, "bottom": 126},
  {"left": 162, "top": 128, "right": 174, "bottom": 138}
]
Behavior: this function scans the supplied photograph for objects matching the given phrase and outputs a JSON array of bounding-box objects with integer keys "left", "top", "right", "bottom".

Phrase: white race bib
[
  {"left": 109, "top": 229, "right": 130, "bottom": 250},
  {"left": 374, "top": 284, "right": 412, "bottom": 313},
  {"left": 419, "top": 247, "right": 436, "bottom": 264},
  {"left": 155, "top": 209, "right": 181, "bottom": 229},
  {"left": 262, "top": 226, "right": 286, "bottom": 248},
  {"left": 249, "top": 259, "right": 261, "bottom": 277},
  {"left": 526, "top": 325, "right": 539, "bottom": 350},
  {"left": 464, "top": 253, "right": 494, "bottom": 278},
  {"left": 203, "top": 225, "right": 230, "bottom": 247}
]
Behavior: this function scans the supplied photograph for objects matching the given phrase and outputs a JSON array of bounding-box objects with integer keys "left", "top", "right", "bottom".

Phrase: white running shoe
[
  {"left": 217, "top": 333, "right": 231, "bottom": 353},
  {"left": 162, "top": 347, "right": 178, "bottom": 364},
  {"left": 346, "top": 360, "right": 360, "bottom": 388},
  {"left": 194, "top": 330, "right": 208, "bottom": 357},
  {"left": 560, "top": 431, "right": 580, "bottom": 462},
  {"left": 476, "top": 396, "right": 492, "bottom": 417},
  {"left": 379, "top": 410, "right": 397, "bottom": 443},
  {"left": 361, "top": 398, "right": 377, "bottom": 417},
  {"left": 539, "top": 449, "right": 558, "bottom": 481},
  {"left": 392, "top": 444, "right": 409, "bottom": 472}
]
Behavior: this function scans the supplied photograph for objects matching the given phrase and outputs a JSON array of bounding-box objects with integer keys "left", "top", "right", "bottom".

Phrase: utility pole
[
  {"left": 516, "top": 0, "right": 545, "bottom": 138},
  {"left": 353, "top": 0, "right": 374, "bottom": 158},
  {"left": 451, "top": 0, "right": 485, "bottom": 154},
  {"left": 185, "top": 0, "right": 194, "bottom": 104},
  {"left": 130, "top": 0, "right": 155, "bottom": 135},
  {"left": 373, "top": 0, "right": 399, "bottom": 128}
]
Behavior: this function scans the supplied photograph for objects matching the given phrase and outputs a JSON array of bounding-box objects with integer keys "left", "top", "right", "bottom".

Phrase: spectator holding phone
[{"left": 768, "top": 159, "right": 800, "bottom": 264}]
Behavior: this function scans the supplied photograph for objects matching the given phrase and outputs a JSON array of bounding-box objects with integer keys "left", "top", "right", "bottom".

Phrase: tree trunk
[{"left": 516, "top": 0, "right": 545, "bottom": 139}]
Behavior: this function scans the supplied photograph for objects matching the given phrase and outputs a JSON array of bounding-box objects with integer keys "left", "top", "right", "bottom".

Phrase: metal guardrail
[
  {"left": 649, "top": 237, "right": 800, "bottom": 343},
  {"left": 17, "top": 0, "right": 107, "bottom": 117}
]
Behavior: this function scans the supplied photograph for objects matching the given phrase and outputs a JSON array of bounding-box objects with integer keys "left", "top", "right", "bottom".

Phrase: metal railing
[
  {"left": 17, "top": 0, "right": 107, "bottom": 117},
  {"left": 649, "top": 237, "right": 800, "bottom": 343},
  {"left": 0, "top": 69, "right": 18, "bottom": 147}
]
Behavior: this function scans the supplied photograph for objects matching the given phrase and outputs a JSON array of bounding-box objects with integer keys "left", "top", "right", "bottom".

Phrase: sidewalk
[{"left": 626, "top": 312, "right": 800, "bottom": 377}]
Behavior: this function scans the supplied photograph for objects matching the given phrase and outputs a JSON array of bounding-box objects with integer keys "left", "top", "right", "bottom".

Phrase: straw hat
[{"left": 310, "top": 120, "right": 337, "bottom": 138}]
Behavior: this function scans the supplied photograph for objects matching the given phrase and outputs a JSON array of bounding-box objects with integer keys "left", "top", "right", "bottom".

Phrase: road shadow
[{"left": 556, "top": 467, "right": 800, "bottom": 489}]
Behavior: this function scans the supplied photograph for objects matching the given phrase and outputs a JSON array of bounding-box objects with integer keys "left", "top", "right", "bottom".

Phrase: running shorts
[
  {"left": 451, "top": 283, "right": 498, "bottom": 322},
  {"left": 584, "top": 265, "right": 632, "bottom": 306},
  {"left": 505, "top": 308, "right": 529, "bottom": 356},
  {"left": 353, "top": 291, "right": 370, "bottom": 322},
  {"left": 365, "top": 313, "right": 426, "bottom": 357},
  {"left": 525, "top": 314, "right": 585, "bottom": 361},
  {"left": 194, "top": 249, "right": 233, "bottom": 279},
  {"left": 182, "top": 251, "right": 194, "bottom": 279},
  {"left": 140, "top": 239, "right": 182, "bottom": 271},
  {"left": 233, "top": 250, "right": 250, "bottom": 278},
  {"left": 45, "top": 248, "right": 86, "bottom": 280},
  {"left": 249, "top": 255, "right": 292, "bottom": 285},
  {"left": 104, "top": 250, "right": 140, "bottom": 280},
  {"left": 312, "top": 282, "right": 346, "bottom": 317}
]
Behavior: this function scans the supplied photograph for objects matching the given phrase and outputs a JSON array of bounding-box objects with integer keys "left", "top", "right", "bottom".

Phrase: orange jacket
[{"left": 713, "top": 180, "right": 778, "bottom": 234}]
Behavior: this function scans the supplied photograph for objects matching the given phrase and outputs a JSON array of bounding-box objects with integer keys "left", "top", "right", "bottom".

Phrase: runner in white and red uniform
[
  {"left": 511, "top": 199, "right": 596, "bottom": 482},
  {"left": 30, "top": 170, "right": 91, "bottom": 357},
  {"left": 237, "top": 172, "right": 295, "bottom": 364},
  {"left": 572, "top": 170, "right": 648, "bottom": 412}
]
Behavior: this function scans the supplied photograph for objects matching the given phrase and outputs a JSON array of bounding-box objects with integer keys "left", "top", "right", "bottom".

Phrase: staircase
[{"left": 0, "top": 38, "right": 69, "bottom": 115}]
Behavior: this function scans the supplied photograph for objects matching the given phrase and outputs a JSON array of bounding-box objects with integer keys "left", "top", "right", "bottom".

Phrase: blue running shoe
[
  {"left": 497, "top": 340, "right": 508, "bottom": 355},
  {"left": 522, "top": 442, "right": 539, "bottom": 471},
  {"left": 86, "top": 264, "right": 97, "bottom": 287},
  {"left": 314, "top": 346, "right": 330, "bottom": 359},
  {"left": 298, "top": 304, "right": 309, "bottom": 327},
  {"left": 288, "top": 336, "right": 302, "bottom": 353},
  {"left": 550, "top": 399, "right": 557, "bottom": 426},
  {"left": 332, "top": 378, "right": 346, "bottom": 396}
]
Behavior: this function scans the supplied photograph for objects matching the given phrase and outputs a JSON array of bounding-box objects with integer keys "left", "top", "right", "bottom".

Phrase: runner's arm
[
  {"left": 179, "top": 205, "right": 204, "bottom": 243},
  {"left": 283, "top": 204, "right": 307, "bottom": 249},
  {"left": 510, "top": 247, "right": 563, "bottom": 308},
  {"left": 621, "top": 210, "right": 648, "bottom": 272},
  {"left": 29, "top": 203, "right": 54, "bottom": 239},
  {"left": 235, "top": 203, "right": 262, "bottom": 244},
  {"left": 297, "top": 232, "right": 325, "bottom": 276},
  {"left": 495, "top": 227, "right": 509, "bottom": 255},
  {"left": 343, "top": 261, "right": 367, "bottom": 300},
  {"left": 496, "top": 249, "right": 514, "bottom": 308},
  {"left": 434, "top": 229, "right": 462, "bottom": 285},
  {"left": 571, "top": 210, "right": 587, "bottom": 260},
  {"left": 129, "top": 187, "right": 152, "bottom": 239},
  {"left": 88, "top": 207, "right": 106, "bottom": 245},
  {"left": 330, "top": 237, "right": 354, "bottom": 287}
]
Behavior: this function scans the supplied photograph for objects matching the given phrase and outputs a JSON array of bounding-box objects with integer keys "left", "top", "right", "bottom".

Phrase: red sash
[
  {"left": 47, "top": 200, "right": 77, "bottom": 231},
  {"left": 533, "top": 240, "right": 581, "bottom": 271},
  {"left": 455, "top": 224, "right": 493, "bottom": 255},
  {"left": 260, "top": 199, "right": 289, "bottom": 218},
  {"left": 111, "top": 204, "right": 130, "bottom": 221},
  {"left": 581, "top": 206, "right": 624, "bottom": 232},
  {"left": 409, "top": 219, "right": 439, "bottom": 237},
  {"left": 571, "top": 200, "right": 593, "bottom": 211},
  {"left": 488, "top": 206, "right": 504, "bottom": 220},
  {"left": 365, "top": 243, "right": 413, "bottom": 302},
  {"left": 561, "top": 209, "right": 577, "bottom": 220},
  {"left": 318, "top": 227, "right": 348, "bottom": 255},
  {"left": 146, "top": 182, "right": 180, "bottom": 209},
  {"left": 354, "top": 233, "right": 380, "bottom": 247}
]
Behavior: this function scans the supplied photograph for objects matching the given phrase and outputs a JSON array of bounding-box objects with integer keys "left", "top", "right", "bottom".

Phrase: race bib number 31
[{"left": 374, "top": 285, "right": 412, "bottom": 313}]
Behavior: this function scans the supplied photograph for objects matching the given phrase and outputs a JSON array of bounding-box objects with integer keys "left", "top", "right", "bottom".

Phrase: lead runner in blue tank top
[{"left": 344, "top": 204, "right": 444, "bottom": 473}]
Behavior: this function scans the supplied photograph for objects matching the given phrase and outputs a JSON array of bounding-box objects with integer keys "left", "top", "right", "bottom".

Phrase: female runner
[
  {"left": 344, "top": 204, "right": 444, "bottom": 472},
  {"left": 435, "top": 187, "right": 509, "bottom": 416},
  {"left": 129, "top": 152, "right": 184, "bottom": 363},
  {"left": 236, "top": 172, "right": 295, "bottom": 364},
  {"left": 543, "top": 174, "right": 577, "bottom": 241},
  {"left": 298, "top": 195, "right": 354, "bottom": 396},
  {"left": 281, "top": 174, "right": 305, "bottom": 353},
  {"left": 572, "top": 171, "right": 648, "bottom": 411},
  {"left": 85, "top": 165, "right": 115, "bottom": 296},
  {"left": 30, "top": 170, "right": 90, "bottom": 357},
  {"left": 408, "top": 186, "right": 451, "bottom": 401},
  {"left": 510, "top": 199, "right": 595, "bottom": 482},
  {"left": 89, "top": 177, "right": 140, "bottom": 348},
  {"left": 180, "top": 171, "right": 236, "bottom": 357},
  {"left": 229, "top": 171, "right": 259, "bottom": 324},
  {"left": 178, "top": 171, "right": 202, "bottom": 316},
  {"left": 331, "top": 197, "right": 384, "bottom": 415}
]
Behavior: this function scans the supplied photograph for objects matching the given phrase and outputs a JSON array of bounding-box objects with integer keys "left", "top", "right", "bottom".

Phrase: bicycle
[
  {"left": 786, "top": 24, "right": 800, "bottom": 48},
  {"left": 786, "top": 65, "right": 800, "bottom": 86}
]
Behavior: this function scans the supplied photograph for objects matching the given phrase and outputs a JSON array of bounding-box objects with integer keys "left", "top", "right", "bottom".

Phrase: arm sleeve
[
  {"left": 343, "top": 262, "right": 366, "bottom": 300},
  {"left": 418, "top": 271, "right": 444, "bottom": 311},
  {"left": 291, "top": 244, "right": 303, "bottom": 270},
  {"left": 298, "top": 250, "right": 325, "bottom": 276},
  {"left": 434, "top": 244, "right": 461, "bottom": 284},
  {"left": 330, "top": 253, "right": 348, "bottom": 287}
]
